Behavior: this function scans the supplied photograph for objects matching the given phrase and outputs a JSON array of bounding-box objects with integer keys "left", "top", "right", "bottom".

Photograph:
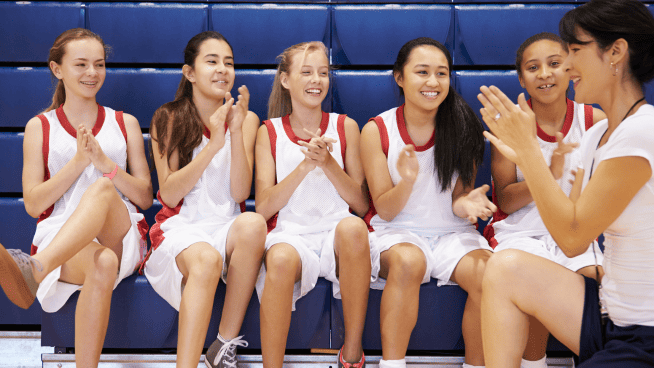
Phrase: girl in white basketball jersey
[
  {"left": 0, "top": 29, "right": 152, "bottom": 367},
  {"left": 255, "top": 41, "right": 370, "bottom": 368},
  {"left": 360, "top": 37, "right": 496, "bottom": 368},
  {"left": 486, "top": 33, "right": 606, "bottom": 368},
  {"left": 145, "top": 31, "right": 266, "bottom": 368}
]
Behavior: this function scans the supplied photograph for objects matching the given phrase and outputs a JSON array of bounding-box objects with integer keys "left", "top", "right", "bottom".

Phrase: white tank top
[
  {"left": 581, "top": 104, "right": 654, "bottom": 327},
  {"left": 368, "top": 105, "right": 473, "bottom": 236},
  {"left": 150, "top": 124, "right": 243, "bottom": 250},
  {"left": 32, "top": 104, "right": 145, "bottom": 254},
  {"left": 493, "top": 100, "right": 593, "bottom": 240},
  {"left": 263, "top": 112, "right": 352, "bottom": 235}
]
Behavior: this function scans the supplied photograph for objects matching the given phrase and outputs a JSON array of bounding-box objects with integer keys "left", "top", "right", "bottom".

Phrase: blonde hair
[
  {"left": 267, "top": 41, "right": 329, "bottom": 119},
  {"left": 44, "top": 28, "right": 110, "bottom": 112}
]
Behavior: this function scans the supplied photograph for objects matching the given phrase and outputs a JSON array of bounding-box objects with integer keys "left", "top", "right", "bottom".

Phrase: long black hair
[
  {"left": 393, "top": 37, "right": 484, "bottom": 191},
  {"left": 559, "top": 0, "right": 654, "bottom": 86},
  {"left": 150, "top": 31, "right": 234, "bottom": 170}
]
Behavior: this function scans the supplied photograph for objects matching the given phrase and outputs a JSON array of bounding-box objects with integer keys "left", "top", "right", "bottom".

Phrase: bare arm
[
  {"left": 228, "top": 87, "right": 259, "bottom": 203},
  {"left": 254, "top": 124, "right": 313, "bottom": 221},
  {"left": 451, "top": 175, "right": 496, "bottom": 224},
  {"left": 492, "top": 142, "right": 533, "bottom": 214},
  {"left": 154, "top": 100, "right": 233, "bottom": 208},
  {"left": 360, "top": 121, "right": 415, "bottom": 222},
  {"left": 22, "top": 117, "right": 89, "bottom": 218}
]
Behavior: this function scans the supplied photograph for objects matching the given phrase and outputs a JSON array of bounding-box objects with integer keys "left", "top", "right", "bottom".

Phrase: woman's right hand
[
  {"left": 74, "top": 124, "right": 91, "bottom": 166},
  {"left": 396, "top": 144, "right": 419, "bottom": 184},
  {"left": 206, "top": 96, "right": 234, "bottom": 152},
  {"left": 550, "top": 132, "right": 579, "bottom": 180}
]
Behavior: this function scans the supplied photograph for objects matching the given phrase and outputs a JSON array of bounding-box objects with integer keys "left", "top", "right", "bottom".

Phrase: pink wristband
[{"left": 103, "top": 164, "right": 118, "bottom": 180}]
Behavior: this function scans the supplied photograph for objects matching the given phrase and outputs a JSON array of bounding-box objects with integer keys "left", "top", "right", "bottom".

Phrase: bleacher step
[
  {"left": 42, "top": 353, "right": 575, "bottom": 368},
  {"left": 0, "top": 331, "right": 53, "bottom": 368}
]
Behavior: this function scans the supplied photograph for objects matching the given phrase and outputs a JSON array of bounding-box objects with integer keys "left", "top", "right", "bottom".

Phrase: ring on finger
[{"left": 494, "top": 112, "right": 501, "bottom": 121}]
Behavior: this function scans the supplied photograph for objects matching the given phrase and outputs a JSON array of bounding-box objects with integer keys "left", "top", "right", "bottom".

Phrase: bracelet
[{"left": 103, "top": 164, "right": 118, "bottom": 180}]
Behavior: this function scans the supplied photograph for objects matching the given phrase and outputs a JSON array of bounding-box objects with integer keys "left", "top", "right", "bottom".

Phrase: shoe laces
[
  {"left": 214, "top": 335, "right": 248, "bottom": 368},
  {"left": 9, "top": 249, "right": 43, "bottom": 273}
]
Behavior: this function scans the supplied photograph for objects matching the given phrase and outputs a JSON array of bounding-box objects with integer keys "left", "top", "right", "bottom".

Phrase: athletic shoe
[
  {"left": 204, "top": 334, "right": 248, "bottom": 368},
  {"left": 338, "top": 346, "right": 366, "bottom": 368},
  {"left": 0, "top": 244, "right": 41, "bottom": 309}
]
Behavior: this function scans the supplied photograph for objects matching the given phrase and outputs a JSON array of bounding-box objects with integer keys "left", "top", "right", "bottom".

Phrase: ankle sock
[
  {"left": 521, "top": 355, "right": 547, "bottom": 368},
  {"left": 462, "top": 364, "right": 485, "bottom": 368},
  {"left": 379, "top": 358, "right": 406, "bottom": 368}
]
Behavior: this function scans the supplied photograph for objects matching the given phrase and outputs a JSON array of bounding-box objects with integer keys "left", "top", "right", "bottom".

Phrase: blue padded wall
[
  {"left": 332, "top": 5, "right": 453, "bottom": 66},
  {"left": 233, "top": 70, "right": 276, "bottom": 122},
  {"left": 211, "top": 4, "right": 330, "bottom": 65},
  {"left": 0, "top": 67, "right": 54, "bottom": 128},
  {"left": 331, "top": 71, "right": 402, "bottom": 129},
  {"left": 0, "top": 2, "right": 84, "bottom": 63},
  {"left": 88, "top": 3, "right": 208, "bottom": 64},
  {"left": 0, "top": 133, "right": 23, "bottom": 193},
  {"left": 455, "top": 70, "right": 524, "bottom": 125},
  {"left": 454, "top": 5, "right": 574, "bottom": 65}
]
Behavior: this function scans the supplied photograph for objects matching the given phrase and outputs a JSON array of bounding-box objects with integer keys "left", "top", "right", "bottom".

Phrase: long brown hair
[
  {"left": 267, "top": 41, "right": 329, "bottom": 119},
  {"left": 44, "top": 28, "right": 109, "bottom": 112},
  {"left": 150, "top": 31, "right": 233, "bottom": 170}
]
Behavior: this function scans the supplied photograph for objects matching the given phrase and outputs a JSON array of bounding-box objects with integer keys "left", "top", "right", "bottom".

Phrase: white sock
[
  {"left": 461, "top": 364, "right": 485, "bottom": 368},
  {"left": 379, "top": 358, "right": 406, "bottom": 368},
  {"left": 521, "top": 355, "right": 547, "bottom": 368}
]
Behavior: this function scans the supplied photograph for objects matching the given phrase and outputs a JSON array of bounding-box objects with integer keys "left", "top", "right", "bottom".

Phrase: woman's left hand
[
  {"left": 298, "top": 128, "right": 337, "bottom": 168},
  {"left": 83, "top": 127, "right": 115, "bottom": 174},
  {"left": 226, "top": 85, "right": 250, "bottom": 133},
  {"left": 477, "top": 86, "right": 538, "bottom": 165},
  {"left": 460, "top": 184, "right": 497, "bottom": 224}
]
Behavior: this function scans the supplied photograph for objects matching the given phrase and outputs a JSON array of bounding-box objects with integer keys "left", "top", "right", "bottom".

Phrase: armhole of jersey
[
  {"left": 116, "top": 111, "right": 128, "bottom": 142},
  {"left": 584, "top": 105, "right": 594, "bottom": 131},
  {"left": 371, "top": 116, "right": 389, "bottom": 157},
  {"left": 263, "top": 120, "right": 277, "bottom": 161},
  {"left": 37, "top": 115, "right": 50, "bottom": 177},
  {"left": 337, "top": 114, "right": 347, "bottom": 168}
]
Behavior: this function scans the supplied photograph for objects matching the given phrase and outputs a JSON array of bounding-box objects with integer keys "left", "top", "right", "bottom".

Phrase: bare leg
[
  {"left": 450, "top": 249, "right": 491, "bottom": 366},
  {"left": 33, "top": 178, "right": 131, "bottom": 283},
  {"left": 378, "top": 243, "right": 426, "bottom": 360},
  {"left": 481, "top": 250, "right": 586, "bottom": 368},
  {"left": 334, "top": 217, "right": 370, "bottom": 363},
  {"left": 175, "top": 242, "right": 223, "bottom": 368},
  {"left": 219, "top": 213, "right": 267, "bottom": 339},
  {"left": 260, "top": 243, "right": 302, "bottom": 368}
]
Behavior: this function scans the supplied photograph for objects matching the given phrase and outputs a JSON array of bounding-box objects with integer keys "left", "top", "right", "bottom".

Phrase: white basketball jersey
[
  {"left": 150, "top": 124, "right": 243, "bottom": 250},
  {"left": 368, "top": 105, "right": 473, "bottom": 236},
  {"left": 32, "top": 105, "right": 146, "bottom": 254},
  {"left": 264, "top": 112, "right": 352, "bottom": 235},
  {"left": 493, "top": 100, "right": 593, "bottom": 239}
]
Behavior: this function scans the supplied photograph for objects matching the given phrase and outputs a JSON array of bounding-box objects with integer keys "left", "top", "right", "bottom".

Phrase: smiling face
[
  {"left": 519, "top": 39, "right": 569, "bottom": 105},
  {"left": 50, "top": 38, "right": 106, "bottom": 100},
  {"left": 281, "top": 49, "right": 329, "bottom": 110},
  {"left": 395, "top": 45, "right": 450, "bottom": 114},
  {"left": 564, "top": 29, "right": 614, "bottom": 105},
  {"left": 185, "top": 38, "right": 235, "bottom": 101}
]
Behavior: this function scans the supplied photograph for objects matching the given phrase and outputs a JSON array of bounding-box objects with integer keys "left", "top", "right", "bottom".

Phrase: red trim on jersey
[
  {"left": 482, "top": 181, "right": 509, "bottom": 249},
  {"left": 528, "top": 98, "right": 574, "bottom": 142},
  {"left": 262, "top": 120, "right": 279, "bottom": 232},
  {"left": 148, "top": 192, "right": 184, "bottom": 252},
  {"left": 281, "top": 111, "right": 329, "bottom": 145},
  {"left": 396, "top": 104, "right": 435, "bottom": 151},
  {"left": 56, "top": 103, "right": 105, "bottom": 138},
  {"left": 32, "top": 115, "right": 53, "bottom": 255},
  {"left": 371, "top": 117, "right": 390, "bottom": 157},
  {"left": 240, "top": 201, "right": 247, "bottom": 213},
  {"left": 202, "top": 122, "right": 229, "bottom": 139},
  {"left": 115, "top": 111, "right": 128, "bottom": 142},
  {"left": 337, "top": 114, "right": 347, "bottom": 165},
  {"left": 584, "top": 105, "right": 594, "bottom": 130}
]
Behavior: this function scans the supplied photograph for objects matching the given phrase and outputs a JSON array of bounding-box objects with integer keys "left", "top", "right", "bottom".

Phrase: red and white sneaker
[{"left": 338, "top": 347, "right": 365, "bottom": 368}]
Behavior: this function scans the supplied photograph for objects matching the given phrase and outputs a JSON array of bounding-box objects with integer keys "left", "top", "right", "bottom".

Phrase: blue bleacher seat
[
  {"left": 646, "top": 81, "right": 654, "bottom": 106},
  {"left": 0, "top": 198, "right": 40, "bottom": 325},
  {"left": 454, "top": 5, "right": 574, "bottom": 66},
  {"left": 0, "top": 67, "right": 54, "bottom": 128},
  {"left": 0, "top": 2, "right": 84, "bottom": 63},
  {"left": 233, "top": 70, "right": 276, "bottom": 122},
  {"left": 87, "top": 3, "right": 208, "bottom": 64},
  {"left": 332, "top": 5, "right": 454, "bottom": 66},
  {"left": 211, "top": 4, "right": 330, "bottom": 65},
  {"left": 331, "top": 71, "right": 403, "bottom": 129},
  {"left": 455, "top": 70, "right": 524, "bottom": 126},
  {"left": 0, "top": 133, "right": 23, "bottom": 193},
  {"left": 332, "top": 282, "right": 467, "bottom": 351}
]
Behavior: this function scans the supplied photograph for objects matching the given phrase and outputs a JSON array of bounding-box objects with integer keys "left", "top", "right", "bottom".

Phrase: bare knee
[
  {"left": 231, "top": 212, "right": 267, "bottom": 253},
  {"left": 483, "top": 249, "right": 525, "bottom": 293},
  {"left": 386, "top": 245, "right": 426, "bottom": 286},
  {"left": 88, "top": 248, "right": 119, "bottom": 291},
  {"left": 88, "top": 177, "right": 116, "bottom": 201},
  {"left": 335, "top": 217, "right": 370, "bottom": 258},
  {"left": 265, "top": 245, "right": 300, "bottom": 284},
  {"left": 188, "top": 247, "right": 222, "bottom": 284}
]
